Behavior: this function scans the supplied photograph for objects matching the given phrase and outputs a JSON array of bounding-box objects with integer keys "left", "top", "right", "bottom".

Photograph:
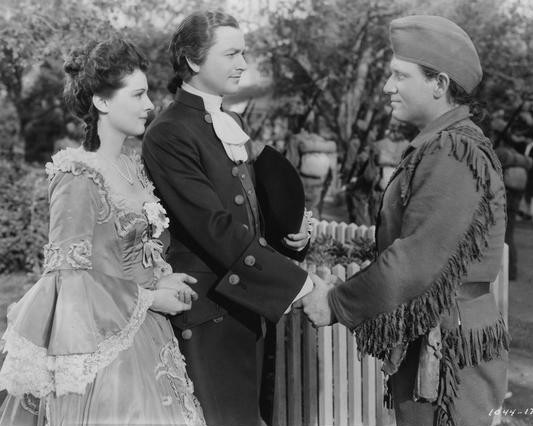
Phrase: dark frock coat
[{"left": 142, "top": 89, "right": 307, "bottom": 426}]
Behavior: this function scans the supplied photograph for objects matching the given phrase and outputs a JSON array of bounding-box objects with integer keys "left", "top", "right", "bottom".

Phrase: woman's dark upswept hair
[
  {"left": 419, "top": 64, "right": 486, "bottom": 123},
  {"left": 167, "top": 10, "right": 239, "bottom": 94},
  {"left": 63, "top": 38, "right": 149, "bottom": 151}
]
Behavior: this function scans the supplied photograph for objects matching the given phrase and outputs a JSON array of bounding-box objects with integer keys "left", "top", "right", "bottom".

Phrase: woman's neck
[{"left": 96, "top": 119, "right": 126, "bottom": 160}]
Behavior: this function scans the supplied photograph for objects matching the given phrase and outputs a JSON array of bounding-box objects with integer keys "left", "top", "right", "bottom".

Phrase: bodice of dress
[{"left": 43, "top": 147, "right": 171, "bottom": 289}]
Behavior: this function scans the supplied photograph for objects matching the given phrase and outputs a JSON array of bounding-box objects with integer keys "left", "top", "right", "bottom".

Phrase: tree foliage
[
  {"left": 0, "top": 0, "right": 215, "bottom": 162},
  {"left": 246, "top": 0, "right": 533, "bottom": 151}
]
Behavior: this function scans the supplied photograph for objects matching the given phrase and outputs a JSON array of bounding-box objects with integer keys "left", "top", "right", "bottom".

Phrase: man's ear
[
  {"left": 185, "top": 57, "right": 200, "bottom": 73},
  {"left": 433, "top": 72, "right": 451, "bottom": 100},
  {"left": 92, "top": 94, "right": 109, "bottom": 114}
]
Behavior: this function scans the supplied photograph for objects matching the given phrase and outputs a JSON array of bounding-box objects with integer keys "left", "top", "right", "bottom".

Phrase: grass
[{"left": 0, "top": 272, "right": 33, "bottom": 365}]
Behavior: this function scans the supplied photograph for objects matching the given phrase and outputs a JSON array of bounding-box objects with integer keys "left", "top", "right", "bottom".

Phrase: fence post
[
  {"left": 303, "top": 317, "right": 318, "bottom": 426},
  {"left": 317, "top": 266, "right": 334, "bottom": 426},
  {"left": 318, "top": 220, "right": 329, "bottom": 237},
  {"left": 362, "top": 355, "right": 377, "bottom": 426},
  {"left": 332, "top": 266, "right": 348, "bottom": 426},
  {"left": 348, "top": 336, "right": 363, "bottom": 426},
  {"left": 327, "top": 221, "right": 338, "bottom": 238},
  {"left": 346, "top": 224, "right": 358, "bottom": 241},
  {"left": 335, "top": 222, "right": 348, "bottom": 244},
  {"left": 346, "top": 262, "right": 361, "bottom": 280},
  {"left": 288, "top": 310, "right": 303, "bottom": 426}
]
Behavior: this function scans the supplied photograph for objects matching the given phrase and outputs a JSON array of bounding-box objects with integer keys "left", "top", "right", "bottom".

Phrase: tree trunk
[{"left": 337, "top": 47, "right": 372, "bottom": 144}]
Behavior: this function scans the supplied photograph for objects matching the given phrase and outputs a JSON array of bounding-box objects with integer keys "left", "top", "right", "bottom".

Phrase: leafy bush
[
  {"left": 0, "top": 159, "right": 48, "bottom": 274},
  {"left": 307, "top": 234, "right": 375, "bottom": 268},
  {"left": 0, "top": 98, "right": 20, "bottom": 157}
]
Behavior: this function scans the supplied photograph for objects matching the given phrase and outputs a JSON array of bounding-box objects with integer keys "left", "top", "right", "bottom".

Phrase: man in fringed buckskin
[{"left": 300, "top": 15, "right": 509, "bottom": 426}]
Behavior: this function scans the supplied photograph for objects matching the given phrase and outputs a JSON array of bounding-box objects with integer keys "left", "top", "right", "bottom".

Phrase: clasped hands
[
  {"left": 293, "top": 273, "right": 338, "bottom": 328},
  {"left": 150, "top": 273, "right": 198, "bottom": 316}
]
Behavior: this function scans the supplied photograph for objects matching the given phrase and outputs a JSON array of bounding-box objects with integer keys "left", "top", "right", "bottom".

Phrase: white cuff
[{"left": 284, "top": 275, "right": 314, "bottom": 314}]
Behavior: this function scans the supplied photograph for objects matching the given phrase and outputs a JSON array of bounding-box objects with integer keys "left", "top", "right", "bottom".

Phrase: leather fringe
[
  {"left": 353, "top": 127, "right": 499, "bottom": 360},
  {"left": 435, "top": 317, "right": 510, "bottom": 426}
]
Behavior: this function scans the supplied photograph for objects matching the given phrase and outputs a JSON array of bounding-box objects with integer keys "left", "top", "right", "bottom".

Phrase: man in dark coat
[
  {"left": 143, "top": 11, "right": 314, "bottom": 426},
  {"left": 301, "top": 15, "right": 509, "bottom": 426}
]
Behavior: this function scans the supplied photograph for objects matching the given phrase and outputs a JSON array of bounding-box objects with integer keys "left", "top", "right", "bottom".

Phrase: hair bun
[{"left": 63, "top": 51, "right": 85, "bottom": 76}]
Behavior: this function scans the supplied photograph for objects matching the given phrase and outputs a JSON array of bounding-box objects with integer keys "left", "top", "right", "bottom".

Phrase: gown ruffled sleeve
[{"left": 0, "top": 154, "right": 154, "bottom": 398}]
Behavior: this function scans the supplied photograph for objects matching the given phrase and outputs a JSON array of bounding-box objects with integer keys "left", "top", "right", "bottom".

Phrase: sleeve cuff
[{"left": 284, "top": 274, "right": 313, "bottom": 314}]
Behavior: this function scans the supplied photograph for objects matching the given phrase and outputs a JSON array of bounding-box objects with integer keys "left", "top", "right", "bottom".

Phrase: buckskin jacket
[{"left": 329, "top": 106, "right": 510, "bottom": 426}]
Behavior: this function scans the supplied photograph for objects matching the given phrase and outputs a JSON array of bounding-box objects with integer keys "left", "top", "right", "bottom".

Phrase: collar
[
  {"left": 410, "top": 105, "right": 471, "bottom": 150},
  {"left": 181, "top": 82, "right": 223, "bottom": 113},
  {"left": 174, "top": 88, "right": 206, "bottom": 112}
]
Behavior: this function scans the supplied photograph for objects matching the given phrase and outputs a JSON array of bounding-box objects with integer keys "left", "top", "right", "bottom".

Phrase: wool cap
[{"left": 389, "top": 15, "right": 482, "bottom": 93}]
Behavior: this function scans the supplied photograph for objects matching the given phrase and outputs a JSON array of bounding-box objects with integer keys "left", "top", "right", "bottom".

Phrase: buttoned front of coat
[{"left": 142, "top": 90, "right": 307, "bottom": 329}]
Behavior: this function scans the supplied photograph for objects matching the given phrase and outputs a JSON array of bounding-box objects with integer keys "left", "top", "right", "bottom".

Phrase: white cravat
[{"left": 181, "top": 82, "right": 249, "bottom": 163}]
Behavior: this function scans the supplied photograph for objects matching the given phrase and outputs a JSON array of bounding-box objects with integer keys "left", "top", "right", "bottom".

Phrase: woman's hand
[
  {"left": 150, "top": 288, "right": 192, "bottom": 315},
  {"left": 157, "top": 272, "right": 199, "bottom": 304}
]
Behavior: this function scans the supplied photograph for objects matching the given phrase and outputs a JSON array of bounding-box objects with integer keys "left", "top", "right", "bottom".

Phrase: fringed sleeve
[{"left": 328, "top": 130, "right": 501, "bottom": 360}]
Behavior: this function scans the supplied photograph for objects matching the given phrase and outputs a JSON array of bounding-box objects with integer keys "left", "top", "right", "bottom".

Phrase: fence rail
[{"left": 273, "top": 219, "right": 509, "bottom": 426}]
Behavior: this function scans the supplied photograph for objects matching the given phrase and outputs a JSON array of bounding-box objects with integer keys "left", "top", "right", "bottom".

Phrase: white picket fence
[{"left": 273, "top": 219, "right": 509, "bottom": 426}]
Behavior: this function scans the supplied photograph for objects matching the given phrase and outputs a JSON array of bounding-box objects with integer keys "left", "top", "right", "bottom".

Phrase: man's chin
[
  {"left": 391, "top": 110, "right": 408, "bottom": 123},
  {"left": 224, "top": 84, "right": 240, "bottom": 95}
]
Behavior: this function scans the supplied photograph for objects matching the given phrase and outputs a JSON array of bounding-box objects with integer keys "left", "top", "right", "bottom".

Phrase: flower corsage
[{"left": 143, "top": 201, "right": 170, "bottom": 238}]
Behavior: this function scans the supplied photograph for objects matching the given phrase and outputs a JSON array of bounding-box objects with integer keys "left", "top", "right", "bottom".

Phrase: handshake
[{"left": 292, "top": 271, "right": 341, "bottom": 328}]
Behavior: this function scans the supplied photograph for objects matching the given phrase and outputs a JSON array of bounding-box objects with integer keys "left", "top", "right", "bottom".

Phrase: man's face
[
  {"left": 383, "top": 56, "right": 436, "bottom": 129},
  {"left": 193, "top": 26, "right": 247, "bottom": 96}
]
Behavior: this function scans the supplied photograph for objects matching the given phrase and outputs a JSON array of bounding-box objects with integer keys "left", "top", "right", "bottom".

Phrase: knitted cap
[{"left": 390, "top": 15, "right": 482, "bottom": 93}]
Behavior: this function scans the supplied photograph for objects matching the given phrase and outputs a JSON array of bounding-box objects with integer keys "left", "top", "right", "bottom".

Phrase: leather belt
[{"left": 457, "top": 281, "right": 491, "bottom": 298}]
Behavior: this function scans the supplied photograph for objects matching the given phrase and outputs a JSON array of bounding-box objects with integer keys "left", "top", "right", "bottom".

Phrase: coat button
[
  {"left": 244, "top": 255, "right": 256, "bottom": 266},
  {"left": 204, "top": 114, "right": 212, "bottom": 123},
  {"left": 234, "top": 194, "right": 245, "bottom": 205},
  {"left": 181, "top": 329, "right": 193, "bottom": 340},
  {"left": 259, "top": 237, "right": 267, "bottom": 247},
  {"left": 228, "top": 274, "right": 240, "bottom": 285},
  {"left": 232, "top": 166, "right": 239, "bottom": 177}
]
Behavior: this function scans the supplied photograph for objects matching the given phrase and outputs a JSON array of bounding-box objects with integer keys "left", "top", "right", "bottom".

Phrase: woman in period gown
[{"left": 0, "top": 38, "right": 206, "bottom": 426}]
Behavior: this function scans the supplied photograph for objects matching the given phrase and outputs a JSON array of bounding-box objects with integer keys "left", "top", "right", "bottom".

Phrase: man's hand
[
  {"left": 282, "top": 210, "right": 311, "bottom": 251},
  {"left": 300, "top": 273, "right": 336, "bottom": 327}
]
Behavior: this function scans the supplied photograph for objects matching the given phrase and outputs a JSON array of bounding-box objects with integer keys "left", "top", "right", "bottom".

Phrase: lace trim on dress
[
  {"left": 46, "top": 148, "right": 113, "bottom": 223},
  {"left": 156, "top": 338, "right": 206, "bottom": 426},
  {"left": 43, "top": 240, "right": 92, "bottom": 273},
  {"left": 130, "top": 151, "right": 156, "bottom": 195},
  {"left": 47, "top": 147, "right": 156, "bottom": 218},
  {"left": 0, "top": 287, "right": 154, "bottom": 398}
]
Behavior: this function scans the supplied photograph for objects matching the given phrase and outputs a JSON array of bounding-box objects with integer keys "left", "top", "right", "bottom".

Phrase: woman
[
  {"left": 0, "top": 38, "right": 206, "bottom": 426},
  {"left": 143, "top": 10, "right": 312, "bottom": 426},
  {"left": 303, "top": 15, "right": 509, "bottom": 426}
]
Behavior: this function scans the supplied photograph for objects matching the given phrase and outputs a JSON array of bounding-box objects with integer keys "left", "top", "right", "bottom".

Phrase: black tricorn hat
[{"left": 253, "top": 145, "right": 307, "bottom": 261}]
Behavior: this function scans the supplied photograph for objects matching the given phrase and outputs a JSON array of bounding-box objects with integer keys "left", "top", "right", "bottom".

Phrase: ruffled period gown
[{"left": 0, "top": 148, "right": 206, "bottom": 426}]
